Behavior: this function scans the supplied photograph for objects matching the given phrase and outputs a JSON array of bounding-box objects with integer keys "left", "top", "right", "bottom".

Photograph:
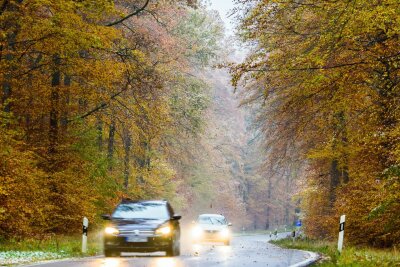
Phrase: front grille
[
  {"left": 205, "top": 230, "right": 220, "bottom": 234},
  {"left": 119, "top": 230, "right": 155, "bottom": 236}
]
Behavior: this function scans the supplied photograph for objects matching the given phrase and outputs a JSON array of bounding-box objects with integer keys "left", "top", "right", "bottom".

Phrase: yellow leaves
[
  {"left": 234, "top": 0, "right": 400, "bottom": 246},
  {"left": 16, "top": 0, "right": 121, "bottom": 56},
  {"left": 0, "top": 0, "right": 225, "bottom": 239},
  {"left": 130, "top": 49, "right": 146, "bottom": 62},
  {"left": 0, "top": 125, "right": 51, "bottom": 237}
]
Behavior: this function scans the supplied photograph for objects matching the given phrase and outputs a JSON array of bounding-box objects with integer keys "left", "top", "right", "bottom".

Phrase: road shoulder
[{"left": 288, "top": 250, "right": 319, "bottom": 267}]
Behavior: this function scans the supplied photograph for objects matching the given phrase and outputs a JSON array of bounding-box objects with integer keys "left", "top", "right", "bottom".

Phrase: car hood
[
  {"left": 110, "top": 218, "right": 169, "bottom": 230},
  {"left": 199, "top": 224, "right": 228, "bottom": 231}
]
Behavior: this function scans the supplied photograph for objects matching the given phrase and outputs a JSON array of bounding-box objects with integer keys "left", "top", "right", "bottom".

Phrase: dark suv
[{"left": 102, "top": 199, "right": 181, "bottom": 257}]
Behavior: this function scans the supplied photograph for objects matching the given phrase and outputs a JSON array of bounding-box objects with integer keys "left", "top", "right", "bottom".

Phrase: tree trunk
[
  {"left": 2, "top": 74, "right": 12, "bottom": 113},
  {"left": 96, "top": 116, "right": 103, "bottom": 150},
  {"left": 329, "top": 111, "right": 349, "bottom": 205},
  {"left": 375, "top": 58, "right": 398, "bottom": 169},
  {"left": 2, "top": 31, "right": 16, "bottom": 113},
  {"left": 2, "top": 0, "right": 24, "bottom": 112},
  {"left": 135, "top": 139, "right": 147, "bottom": 184},
  {"left": 49, "top": 55, "right": 61, "bottom": 154},
  {"left": 123, "top": 128, "right": 132, "bottom": 191},
  {"left": 60, "top": 75, "right": 71, "bottom": 132},
  {"left": 145, "top": 140, "right": 151, "bottom": 170},
  {"left": 285, "top": 171, "right": 290, "bottom": 226},
  {"left": 265, "top": 176, "right": 272, "bottom": 230},
  {"left": 107, "top": 115, "right": 116, "bottom": 170}
]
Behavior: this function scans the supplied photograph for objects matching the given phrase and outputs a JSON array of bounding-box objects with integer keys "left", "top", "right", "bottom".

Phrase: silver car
[{"left": 191, "top": 214, "right": 232, "bottom": 245}]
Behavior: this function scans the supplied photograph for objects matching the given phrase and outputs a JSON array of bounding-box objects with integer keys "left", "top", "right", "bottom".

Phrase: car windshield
[
  {"left": 198, "top": 216, "right": 226, "bottom": 225},
  {"left": 112, "top": 202, "right": 169, "bottom": 220}
]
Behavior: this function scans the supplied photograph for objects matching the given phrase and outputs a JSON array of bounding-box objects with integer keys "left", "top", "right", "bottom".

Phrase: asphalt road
[{"left": 23, "top": 234, "right": 313, "bottom": 267}]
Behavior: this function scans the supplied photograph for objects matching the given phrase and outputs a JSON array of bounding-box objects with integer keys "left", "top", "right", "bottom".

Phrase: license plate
[{"left": 126, "top": 236, "right": 147, "bottom": 242}]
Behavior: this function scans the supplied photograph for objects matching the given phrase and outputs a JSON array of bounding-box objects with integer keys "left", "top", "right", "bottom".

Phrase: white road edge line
[{"left": 289, "top": 250, "right": 319, "bottom": 267}]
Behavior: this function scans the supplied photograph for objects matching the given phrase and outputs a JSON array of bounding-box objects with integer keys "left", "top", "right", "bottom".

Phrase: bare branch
[
  {"left": 245, "top": 61, "right": 367, "bottom": 72},
  {"left": 106, "top": 0, "right": 150, "bottom": 27},
  {"left": 68, "top": 82, "right": 129, "bottom": 122}
]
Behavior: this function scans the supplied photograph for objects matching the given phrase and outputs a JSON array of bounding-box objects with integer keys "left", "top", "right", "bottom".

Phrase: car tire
[
  {"left": 104, "top": 248, "right": 121, "bottom": 257},
  {"left": 166, "top": 238, "right": 180, "bottom": 257},
  {"left": 104, "top": 248, "right": 113, "bottom": 257},
  {"left": 114, "top": 250, "right": 121, "bottom": 257}
]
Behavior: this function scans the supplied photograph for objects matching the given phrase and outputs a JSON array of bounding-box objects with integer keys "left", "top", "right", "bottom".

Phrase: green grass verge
[
  {"left": 271, "top": 238, "right": 400, "bottom": 266},
  {"left": 0, "top": 234, "right": 103, "bottom": 265}
]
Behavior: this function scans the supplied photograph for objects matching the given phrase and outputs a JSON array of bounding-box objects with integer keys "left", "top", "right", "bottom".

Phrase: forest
[
  {"left": 232, "top": 0, "right": 400, "bottom": 247},
  {"left": 1, "top": 0, "right": 399, "bottom": 251},
  {"left": 0, "top": 0, "right": 231, "bottom": 238}
]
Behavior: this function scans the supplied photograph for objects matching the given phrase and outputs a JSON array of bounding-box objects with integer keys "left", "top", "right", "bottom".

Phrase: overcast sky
[{"left": 208, "top": 0, "right": 236, "bottom": 34}]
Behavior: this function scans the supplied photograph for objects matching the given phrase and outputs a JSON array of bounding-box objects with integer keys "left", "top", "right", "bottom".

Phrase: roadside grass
[
  {"left": 271, "top": 237, "right": 400, "bottom": 266},
  {"left": 0, "top": 233, "right": 103, "bottom": 266}
]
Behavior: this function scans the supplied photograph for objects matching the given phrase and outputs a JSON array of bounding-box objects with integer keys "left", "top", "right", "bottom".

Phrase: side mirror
[
  {"left": 101, "top": 214, "right": 111, "bottom": 220},
  {"left": 172, "top": 214, "right": 182, "bottom": 220},
  {"left": 228, "top": 223, "right": 232, "bottom": 227}
]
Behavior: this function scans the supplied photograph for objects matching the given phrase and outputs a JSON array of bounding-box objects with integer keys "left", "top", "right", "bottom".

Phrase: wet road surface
[{"left": 22, "top": 234, "right": 312, "bottom": 267}]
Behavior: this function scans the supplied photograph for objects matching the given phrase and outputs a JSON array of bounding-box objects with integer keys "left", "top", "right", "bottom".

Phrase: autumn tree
[
  {"left": 232, "top": 0, "right": 400, "bottom": 246},
  {"left": 0, "top": 0, "right": 223, "bottom": 238}
]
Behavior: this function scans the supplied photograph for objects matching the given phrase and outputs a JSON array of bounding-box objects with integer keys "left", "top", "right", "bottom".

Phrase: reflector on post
[
  {"left": 337, "top": 215, "right": 345, "bottom": 253},
  {"left": 82, "top": 217, "right": 88, "bottom": 254}
]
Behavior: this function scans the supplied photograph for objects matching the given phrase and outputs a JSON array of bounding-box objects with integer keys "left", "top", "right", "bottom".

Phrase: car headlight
[
  {"left": 191, "top": 225, "right": 203, "bottom": 238},
  {"left": 104, "top": 226, "right": 119, "bottom": 235},
  {"left": 156, "top": 226, "right": 171, "bottom": 235},
  {"left": 220, "top": 228, "right": 230, "bottom": 238}
]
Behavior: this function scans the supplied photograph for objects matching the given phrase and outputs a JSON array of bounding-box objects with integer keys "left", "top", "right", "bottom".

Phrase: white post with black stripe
[
  {"left": 82, "top": 217, "right": 89, "bottom": 254},
  {"left": 337, "top": 215, "right": 345, "bottom": 253}
]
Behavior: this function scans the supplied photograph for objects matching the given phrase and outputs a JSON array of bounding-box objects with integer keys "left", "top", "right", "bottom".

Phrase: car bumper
[
  {"left": 194, "top": 233, "right": 230, "bottom": 242},
  {"left": 104, "top": 235, "right": 172, "bottom": 252}
]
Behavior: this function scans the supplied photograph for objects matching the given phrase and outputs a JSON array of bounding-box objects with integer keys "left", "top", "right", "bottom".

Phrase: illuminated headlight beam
[
  {"left": 191, "top": 226, "right": 203, "bottom": 238},
  {"left": 220, "top": 228, "right": 230, "bottom": 238},
  {"left": 105, "top": 227, "right": 119, "bottom": 235},
  {"left": 156, "top": 225, "right": 171, "bottom": 235}
]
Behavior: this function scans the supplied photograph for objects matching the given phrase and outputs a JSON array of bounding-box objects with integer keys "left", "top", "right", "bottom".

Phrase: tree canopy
[
  {"left": 232, "top": 0, "right": 400, "bottom": 246},
  {"left": 0, "top": 0, "right": 224, "bottom": 238}
]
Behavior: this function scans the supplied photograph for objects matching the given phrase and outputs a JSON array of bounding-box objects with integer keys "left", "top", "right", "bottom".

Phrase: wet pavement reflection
[{"left": 22, "top": 234, "right": 312, "bottom": 267}]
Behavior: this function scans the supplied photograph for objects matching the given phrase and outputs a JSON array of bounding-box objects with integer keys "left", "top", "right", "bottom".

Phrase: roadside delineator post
[
  {"left": 82, "top": 217, "right": 89, "bottom": 254},
  {"left": 294, "top": 219, "right": 301, "bottom": 243},
  {"left": 337, "top": 215, "right": 345, "bottom": 253},
  {"left": 292, "top": 230, "right": 296, "bottom": 243}
]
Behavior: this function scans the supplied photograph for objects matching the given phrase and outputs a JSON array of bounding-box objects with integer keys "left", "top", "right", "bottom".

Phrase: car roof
[
  {"left": 198, "top": 213, "right": 226, "bottom": 218},
  {"left": 120, "top": 199, "right": 168, "bottom": 204}
]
